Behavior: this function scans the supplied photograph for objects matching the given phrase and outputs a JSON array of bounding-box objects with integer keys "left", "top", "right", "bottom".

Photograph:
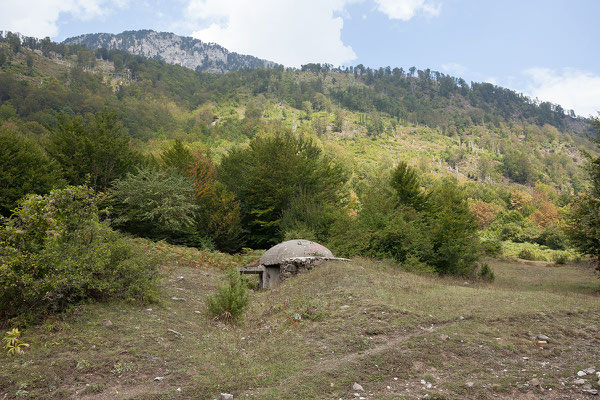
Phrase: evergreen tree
[
  {"left": 0, "top": 129, "right": 63, "bottom": 215},
  {"left": 46, "top": 111, "right": 136, "bottom": 191}
]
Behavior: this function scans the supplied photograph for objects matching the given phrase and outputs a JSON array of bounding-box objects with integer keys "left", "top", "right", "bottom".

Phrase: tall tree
[
  {"left": 570, "top": 118, "right": 600, "bottom": 269},
  {"left": 46, "top": 111, "right": 136, "bottom": 191},
  {"left": 219, "top": 126, "right": 346, "bottom": 247},
  {"left": 0, "top": 128, "right": 63, "bottom": 215}
]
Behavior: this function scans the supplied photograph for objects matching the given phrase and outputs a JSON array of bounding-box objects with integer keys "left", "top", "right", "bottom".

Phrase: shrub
[
  {"left": 107, "top": 167, "right": 200, "bottom": 243},
  {"left": 2, "top": 328, "right": 29, "bottom": 356},
  {"left": 0, "top": 186, "right": 159, "bottom": 323},
  {"left": 480, "top": 237, "right": 502, "bottom": 256},
  {"left": 554, "top": 253, "right": 569, "bottom": 265},
  {"left": 206, "top": 269, "right": 249, "bottom": 322},
  {"left": 537, "top": 224, "right": 568, "bottom": 250},
  {"left": 518, "top": 248, "right": 537, "bottom": 261},
  {"left": 478, "top": 263, "right": 495, "bottom": 282}
]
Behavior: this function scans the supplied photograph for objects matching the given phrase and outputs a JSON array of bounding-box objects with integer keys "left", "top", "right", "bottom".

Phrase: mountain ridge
[{"left": 63, "top": 29, "right": 279, "bottom": 73}]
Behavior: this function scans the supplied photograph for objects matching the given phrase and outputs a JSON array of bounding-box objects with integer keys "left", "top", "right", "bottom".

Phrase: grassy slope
[{"left": 1, "top": 243, "right": 599, "bottom": 400}]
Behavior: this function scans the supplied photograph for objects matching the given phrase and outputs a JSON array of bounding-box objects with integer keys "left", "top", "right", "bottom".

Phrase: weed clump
[
  {"left": 2, "top": 328, "right": 29, "bottom": 356},
  {"left": 206, "top": 269, "right": 249, "bottom": 322}
]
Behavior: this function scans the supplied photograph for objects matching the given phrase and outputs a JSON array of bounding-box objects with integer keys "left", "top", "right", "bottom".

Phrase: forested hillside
[
  {"left": 63, "top": 30, "right": 278, "bottom": 73},
  {"left": 0, "top": 31, "right": 597, "bottom": 266}
]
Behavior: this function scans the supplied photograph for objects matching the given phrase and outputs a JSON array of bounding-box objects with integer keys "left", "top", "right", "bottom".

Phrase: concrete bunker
[{"left": 238, "top": 239, "right": 348, "bottom": 289}]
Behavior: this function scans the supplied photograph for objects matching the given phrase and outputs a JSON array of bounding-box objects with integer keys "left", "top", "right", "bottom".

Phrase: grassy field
[{"left": 1, "top": 244, "right": 599, "bottom": 400}]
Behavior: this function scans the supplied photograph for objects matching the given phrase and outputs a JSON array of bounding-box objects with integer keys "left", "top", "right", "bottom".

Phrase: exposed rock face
[{"left": 63, "top": 30, "right": 278, "bottom": 73}]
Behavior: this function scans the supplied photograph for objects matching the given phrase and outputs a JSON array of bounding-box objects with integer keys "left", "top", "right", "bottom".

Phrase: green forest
[{"left": 1, "top": 32, "right": 599, "bottom": 323}]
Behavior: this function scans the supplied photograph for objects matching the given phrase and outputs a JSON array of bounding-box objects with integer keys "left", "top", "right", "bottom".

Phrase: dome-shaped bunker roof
[{"left": 260, "top": 239, "right": 334, "bottom": 266}]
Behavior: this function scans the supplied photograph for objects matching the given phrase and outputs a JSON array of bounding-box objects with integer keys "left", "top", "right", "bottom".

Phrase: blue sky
[{"left": 1, "top": 0, "right": 599, "bottom": 116}]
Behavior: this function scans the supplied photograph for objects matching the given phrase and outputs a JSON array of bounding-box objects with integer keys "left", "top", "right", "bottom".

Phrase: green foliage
[
  {"left": 569, "top": 119, "right": 600, "bottom": 266},
  {"left": 480, "top": 237, "right": 502, "bottom": 256},
  {"left": 518, "top": 248, "right": 537, "bottom": 261},
  {"left": 478, "top": 263, "right": 495, "bottom": 282},
  {"left": 537, "top": 224, "right": 568, "bottom": 250},
  {"left": 424, "top": 180, "right": 481, "bottom": 276},
  {"left": 390, "top": 162, "right": 427, "bottom": 209},
  {"left": 0, "top": 129, "right": 63, "bottom": 216},
  {"left": 206, "top": 269, "right": 249, "bottom": 322},
  {"left": 160, "top": 139, "right": 195, "bottom": 175},
  {"left": 219, "top": 127, "right": 346, "bottom": 248},
  {"left": 2, "top": 328, "right": 30, "bottom": 356},
  {"left": 501, "top": 150, "right": 538, "bottom": 184},
  {"left": 107, "top": 167, "right": 199, "bottom": 243},
  {"left": 194, "top": 181, "right": 243, "bottom": 253},
  {"left": 0, "top": 186, "right": 159, "bottom": 323},
  {"left": 46, "top": 111, "right": 136, "bottom": 191},
  {"left": 280, "top": 192, "right": 342, "bottom": 244}
]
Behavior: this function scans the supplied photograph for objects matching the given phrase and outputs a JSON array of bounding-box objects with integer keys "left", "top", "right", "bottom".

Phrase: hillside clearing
[{"left": 1, "top": 246, "right": 599, "bottom": 400}]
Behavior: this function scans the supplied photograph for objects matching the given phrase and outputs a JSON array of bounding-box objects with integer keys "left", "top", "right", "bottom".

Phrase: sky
[{"left": 1, "top": 0, "right": 599, "bottom": 117}]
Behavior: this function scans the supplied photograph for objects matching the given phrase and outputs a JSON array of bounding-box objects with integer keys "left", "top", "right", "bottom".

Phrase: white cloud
[
  {"left": 187, "top": 0, "right": 357, "bottom": 67},
  {"left": 524, "top": 68, "right": 600, "bottom": 117},
  {"left": 441, "top": 62, "right": 467, "bottom": 76},
  {"left": 373, "top": 0, "right": 441, "bottom": 20},
  {"left": 0, "top": 0, "right": 127, "bottom": 38}
]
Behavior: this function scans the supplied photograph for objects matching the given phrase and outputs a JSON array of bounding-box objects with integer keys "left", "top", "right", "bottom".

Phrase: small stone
[
  {"left": 340, "top": 305, "right": 350, "bottom": 310},
  {"left": 530, "top": 378, "right": 540, "bottom": 387},
  {"left": 420, "top": 379, "right": 427, "bottom": 385},
  {"left": 536, "top": 334, "right": 550, "bottom": 342},
  {"left": 393, "top": 377, "right": 398, "bottom": 381},
  {"left": 583, "top": 384, "right": 592, "bottom": 390},
  {"left": 154, "top": 377, "right": 164, "bottom": 381},
  {"left": 171, "top": 297, "right": 186, "bottom": 301},
  {"left": 584, "top": 368, "right": 596, "bottom": 374},
  {"left": 439, "top": 334, "right": 450, "bottom": 341},
  {"left": 176, "top": 388, "right": 182, "bottom": 392},
  {"left": 426, "top": 383, "right": 432, "bottom": 389},
  {"left": 522, "top": 357, "right": 529, "bottom": 360},
  {"left": 220, "top": 393, "right": 234, "bottom": 400},
  {"left": 575, "top": 379, "right": 586, "bottom": 385},
  {"left": 352, "top": 382, "right": 364, "bottom": 392},
  {"left": 582, "top": 389, "right": 599, "bottom": 395},
  {"left": 101, "top": 320, "right": 113, "bottom": 327},
  {"left": 386, "top": 386, "right": 391, "bottom": 389},
  {"left": 466, "top": 382, "right": 474, "bottom": 388},
  {"left": 536, "top": 340, "right": 547, "bottom": 346},
  {"left": 353, "top": 393, "right": 360, "bottom": 397},
  {"left": 579, "top": 371, "right": 587, "bottom": 377},
  {"left": 177, "top": 276, "right": 185, "bottom": 280}
]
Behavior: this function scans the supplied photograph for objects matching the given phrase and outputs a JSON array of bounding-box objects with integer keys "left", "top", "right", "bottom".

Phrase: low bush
[
  {"left": 537, "top": 224, "right": 569, "bottom": 250},
  {"left": 478, "top": 263, "right": 495, "bottom": 282},
  {"left": 518, "top": 248, "right": 537, "bottom": 260},
  {"left": 206, "top": 269, "right": 250, "bottom": 322},
  {"left": 480, "top": 237, "right": 502, "bottom": 256},
  {"left": 553, "top": 253, "right": 569, "bottom": 265},
  {"left": 0, "top": 186, "right": 159, "bottom": 323}
]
